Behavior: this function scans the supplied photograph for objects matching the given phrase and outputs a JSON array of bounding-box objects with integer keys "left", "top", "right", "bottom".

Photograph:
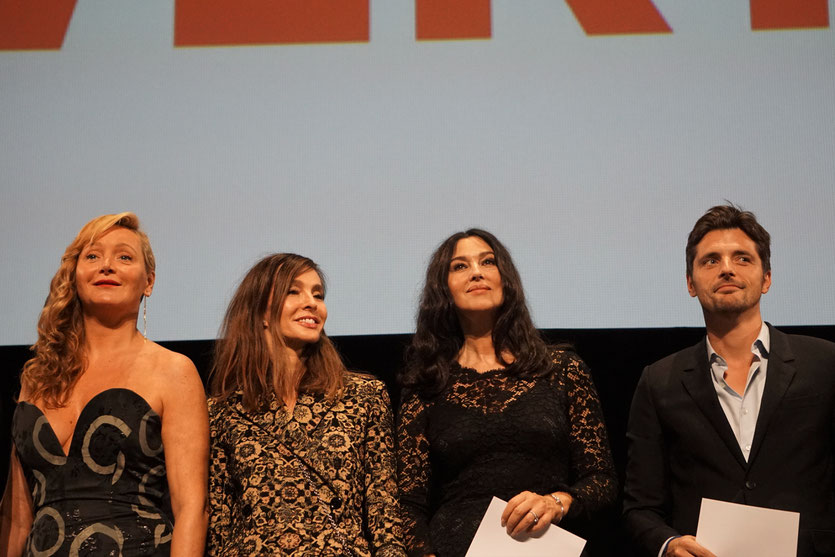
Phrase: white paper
[
  {"left": 464, "top": 496, "right": 586, "bottom": 557},
  {"left": 696, "top": 498, "right": 799, "bottom": 557}
]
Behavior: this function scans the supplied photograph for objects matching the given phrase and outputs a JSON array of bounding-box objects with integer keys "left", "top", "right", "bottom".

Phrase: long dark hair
[
  {"left": 400, "top": 229, "right": 554, "bottom": 398},
  {"left": 210, "top": 253, "right": 345, "bottom": 411}
]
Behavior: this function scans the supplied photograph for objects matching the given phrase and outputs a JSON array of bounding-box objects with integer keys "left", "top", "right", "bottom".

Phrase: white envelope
[
  {"left": 464, "top": 496, "right": 587, "bottom": 557},
  {"left": 696, "top": 498, "right": 799, "bottom": 557}
]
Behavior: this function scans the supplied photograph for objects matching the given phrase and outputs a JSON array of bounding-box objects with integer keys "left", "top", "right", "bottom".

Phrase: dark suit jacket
[{"left": 623, "top": 325, "right": 835, "bottom": 557}]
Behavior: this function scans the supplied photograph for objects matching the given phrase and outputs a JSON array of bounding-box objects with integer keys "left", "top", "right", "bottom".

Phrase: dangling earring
[{"left": 143, "top": 296, "right": 148, "bottom": 340}]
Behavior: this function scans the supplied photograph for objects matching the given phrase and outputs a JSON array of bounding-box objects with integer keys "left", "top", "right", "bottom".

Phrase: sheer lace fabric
[{"left": 397, "top": 350, "right": 616, "bottom": 557}]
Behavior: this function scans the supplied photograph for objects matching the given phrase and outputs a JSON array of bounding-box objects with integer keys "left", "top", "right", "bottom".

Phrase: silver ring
[{"left": 529, "top": 510, "right": 539, "bottom": 524}]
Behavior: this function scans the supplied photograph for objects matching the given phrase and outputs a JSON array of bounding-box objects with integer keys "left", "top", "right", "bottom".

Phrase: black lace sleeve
[
  {"left": 396, "top": 392, "right": 434, "bottom": 557},
  {"left": 554, "top": 351, "right": 618, "bottom": 518}
]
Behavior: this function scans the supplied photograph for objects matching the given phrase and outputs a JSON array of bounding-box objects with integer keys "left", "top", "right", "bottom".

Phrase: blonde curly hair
[{"left": 21, "top": 212, "right": 155, "bottom": 408}]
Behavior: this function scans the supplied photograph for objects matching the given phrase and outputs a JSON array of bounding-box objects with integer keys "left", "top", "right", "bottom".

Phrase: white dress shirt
[{"left": 707, "top": 321, "right": 770, "bottom": 461}]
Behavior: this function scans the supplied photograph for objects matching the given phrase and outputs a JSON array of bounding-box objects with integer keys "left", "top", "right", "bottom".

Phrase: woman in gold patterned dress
[{"left": 207, "top": 253, "right": 406, "bottom": 556}]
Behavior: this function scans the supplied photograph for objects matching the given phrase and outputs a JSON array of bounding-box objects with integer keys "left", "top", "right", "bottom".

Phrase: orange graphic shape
[
  {"left": 0, "top": 0, "right": 77, "bottom": 50},
  {"left": 174, "top": 0, "right": 369, "bottom": 46},
  {"left": 565, "top": 0, "right": 671, "bottom": 35},
  {"left": 416, "top": 0, "right": 491, "bottom": 40},
  {"left": 751, "top": 0, "right": 829, "bottom": 30}
]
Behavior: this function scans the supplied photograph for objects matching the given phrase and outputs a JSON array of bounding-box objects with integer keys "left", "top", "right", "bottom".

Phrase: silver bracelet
[{"left": 549, "top": 493, "right": 565, "bottom": 521}]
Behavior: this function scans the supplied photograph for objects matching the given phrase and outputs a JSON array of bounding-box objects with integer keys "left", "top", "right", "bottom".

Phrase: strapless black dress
[{"left": 12, "top": 388, "right": 173, "bottom": 556}]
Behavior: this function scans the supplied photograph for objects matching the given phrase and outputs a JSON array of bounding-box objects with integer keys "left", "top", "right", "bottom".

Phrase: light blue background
[{"left": 2, "top": 0, "right": 834, "bottom": 343}]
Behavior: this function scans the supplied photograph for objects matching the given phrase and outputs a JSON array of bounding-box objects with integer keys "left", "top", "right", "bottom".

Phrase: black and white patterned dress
[{"left": 13, "top": 388, "right": 173, "bottom": 556}]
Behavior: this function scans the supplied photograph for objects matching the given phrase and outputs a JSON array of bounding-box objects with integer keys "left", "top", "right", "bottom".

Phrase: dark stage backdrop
[{"left": 3, "top": 325, "right": 834, "bottom": 556}]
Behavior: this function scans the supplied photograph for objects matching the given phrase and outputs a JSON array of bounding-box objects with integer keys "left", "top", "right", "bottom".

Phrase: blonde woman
[
  {"left": 0, "top": 213, "right": 208, "bottom": 556},
  {"left": 207, "top": 253, "right": 405, "bottom": 556}
]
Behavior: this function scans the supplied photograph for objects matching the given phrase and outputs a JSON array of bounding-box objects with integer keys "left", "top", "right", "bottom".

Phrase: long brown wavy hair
[
  {"left": 21, "top": 212, "right": 155, "bottom": 408},
  {"left": 400, "top": 228, "right": 559, "bottom": 398},
  {"left": 209, "top": 253, "right": 346, "bottom": 411}
]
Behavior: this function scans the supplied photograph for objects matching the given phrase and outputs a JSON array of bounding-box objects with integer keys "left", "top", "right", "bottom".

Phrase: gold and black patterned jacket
[{"left": 208, "top": 373, "right": 407, "bottom": 556}]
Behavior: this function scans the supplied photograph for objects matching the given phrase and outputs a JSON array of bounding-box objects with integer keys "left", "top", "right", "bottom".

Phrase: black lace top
[{"left": 396, "top": 350, "right": 616, "bottom": 557}]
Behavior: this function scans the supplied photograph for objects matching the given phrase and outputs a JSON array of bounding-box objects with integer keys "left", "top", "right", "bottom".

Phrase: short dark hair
[{"left": 686, "top": 204, "right": 771, "bottom": 277}]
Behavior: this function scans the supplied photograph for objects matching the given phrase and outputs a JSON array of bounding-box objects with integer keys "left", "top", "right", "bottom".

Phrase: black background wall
[{"left": 3, "top": 325, "right": 834, "bottom": 555}]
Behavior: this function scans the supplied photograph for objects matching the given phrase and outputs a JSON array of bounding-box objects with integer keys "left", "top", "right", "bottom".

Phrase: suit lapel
[
  {"left": 748, "top": 325, "right": 796, "bottom": 464},
  {"left": 679, "top": 339, "right": 748, "bottom": 469},
  {"left": 230, "top": 391, "right": 347, "bottom": 512},
  {"left": 281, "top": 391, "right": 330, "bottom": 457},
  {"left": 281, "top": 392, "right": 343, "bottom": 497},
  {"left": 229, "top": 391, "right": 332, "bottom": 464}
]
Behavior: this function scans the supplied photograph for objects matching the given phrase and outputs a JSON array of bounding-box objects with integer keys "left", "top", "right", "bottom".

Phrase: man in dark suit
[{"left": 624, "top": 204, "right": 835, "bottom": 557}]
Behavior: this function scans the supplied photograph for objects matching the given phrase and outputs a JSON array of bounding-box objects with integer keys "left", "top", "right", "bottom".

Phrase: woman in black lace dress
[{"left": 397, "top": 229, "right": 617, "bottom": 557}]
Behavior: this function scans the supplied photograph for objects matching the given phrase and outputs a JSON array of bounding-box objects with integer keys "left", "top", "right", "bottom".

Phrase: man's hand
[{"left": 666, "top": 536, "right": 717, "bottom": 557}]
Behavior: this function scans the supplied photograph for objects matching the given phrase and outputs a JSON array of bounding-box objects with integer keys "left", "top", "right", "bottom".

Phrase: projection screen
[{"left": 2, "top": 0, "right": 834, "bottom": 345}]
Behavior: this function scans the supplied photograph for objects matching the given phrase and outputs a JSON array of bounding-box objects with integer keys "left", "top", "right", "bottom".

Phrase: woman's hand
[
  {"left": 0, "top": 447, "right": 34, "bottom": 557},
  {"left": 500, "top": 491, "right": 573, "bottom": 538}
]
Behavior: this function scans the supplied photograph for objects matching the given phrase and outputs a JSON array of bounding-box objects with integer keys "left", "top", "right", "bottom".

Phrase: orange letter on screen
[
  {"left": 565, "top": 0, "right": 671, "bottom": 35},
  {"left": 0, "top": 0, "right": 77, "bottom": 50},
  {"left": 416, "top": 0, "right": 491, "bottom": 40},
  {"left": 174, "top": 0, "right": 368, "bottom": 47},
  {"left": 751, "top": 0, "right": 829, "bottom": 30}
]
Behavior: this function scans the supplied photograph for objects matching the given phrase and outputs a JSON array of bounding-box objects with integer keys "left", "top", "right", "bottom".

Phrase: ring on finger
[{"left": 528, "top": 510, "right": 539, "bottom": 524}]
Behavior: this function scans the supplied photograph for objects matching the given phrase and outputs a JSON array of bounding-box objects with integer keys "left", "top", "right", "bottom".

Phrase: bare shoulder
[
  {"left": 142, "top": 341, "right": 200, "bottom": 381},
  {"left": 139, "top": 342, "right": 206, "bottom": 414},
  {"left": 17, "top": 382, "right": 31, "bottom": 403}
]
